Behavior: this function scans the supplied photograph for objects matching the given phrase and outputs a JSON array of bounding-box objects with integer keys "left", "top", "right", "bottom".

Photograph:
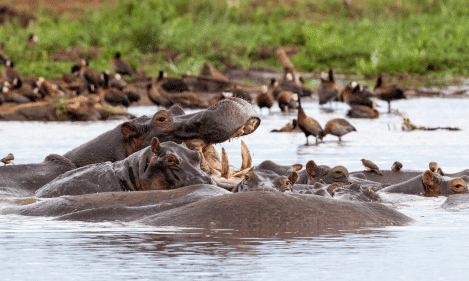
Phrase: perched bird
[
  {"left": 346, "top": 105, "right": 379, "bottom": 119},
  {"left": 360, "top": 158, "right": 383, "bottom": 175},
  {"left": 373, "top": 75, "right": 406, "bottom": 113},
  {"left": 324, "top": 118, "right": 356, "bottom": 141},
  {"left": 318, "top": 69, "right": 340, "bottom": 106},
  {"left": 71, "top": 60, "right": 102, "bottom": 93},
  {"left": 2, "top": 60, "right": 22, "bottom": 89},
  {"left": 255, "top": 85, "right": 274, "bottom": 114},
  {"left": 157, "top": 70, "right": 189, "bottom": 93},
  {"left": 391, "top": 161, "right": 403, "bottom": 171},
  {"left": 297, "top": 97, "right": 325, "bottom": 145},
  {"left": 429, "top": 162, "right": 445, "bottom": 176},
  {"left": 1, "top": 153, "right": 14, "bottom": 165},
  {"left": 277, "top": 91, "right": 298, "bottom": 112},
  {"left": 110, "top": 52, "right": 133, "bottom": 76}
]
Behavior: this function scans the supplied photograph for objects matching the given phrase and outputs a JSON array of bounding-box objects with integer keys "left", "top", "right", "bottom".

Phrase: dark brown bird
[
  {"left": 277, "top": 90, "right": 298, "bottom": 112},
  {"left": 339, "top": 81, "right": 374, "bottom": 108},
  {"left": 297, "top": 97, "right": 325, "bottom": 145},
  {"left": 361, "top": 158, "right": 383, "bottom": 175},
  {"left": 318, "top": 69, "right": 340, "bottom": 106},
  {"left": 110, "top": 52, "right": 133, "bottom": 76},
  {"left": 391, "top": 161, "right": 403, "bottom": 171},
  {"left": 71, "top": 60, "right": 101, "bottom": 93},
  {"left": 1, "top": 153, "right": 14, "bottom": 165},
  {"left": 146, "top": 83, "right": 173, "bottom": 108},
  {"left": 373, "top": 75, "right": 406, "bottom": 113},
  {"left": 324, "top": 118, "right": 356, "bottom": 141},
  {"left": 157, "top": 70, "right": 189, "bottom": 93},
  {"left": 2, "top": 60, "right": 22, "bottom": 89},
  {"left": 255, "top": 85, "right": 274, "bottom": 114},
  {"left": 346, "top": 105, "right": 379, "bottom": 119}
]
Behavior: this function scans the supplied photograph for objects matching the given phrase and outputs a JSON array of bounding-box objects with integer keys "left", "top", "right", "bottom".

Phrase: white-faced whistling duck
[
  {"left": 373, "top": 75, "right": 406, "bottom": 113},
  {"left": 297, "top": 96, "right": 325, "bottom": 145},
  {"left": 324, "top": 118, "right": 356, "bottom": 141},
  {"left": 2, "top": 60, "right": 22, "bottom": 89},
  {"left": 318, "top": 69, "right": 340, "bottom": 106},
  {"left": 255, "top": 85, "right": 274, "bottom": 114},
  {"left": 110, "top": 52, "right": 133, "bottom": 76}
]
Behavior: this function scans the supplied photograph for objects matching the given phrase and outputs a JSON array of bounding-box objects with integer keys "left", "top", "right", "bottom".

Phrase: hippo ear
[
  {"left": 306, "top": 160, "right": 317, "bottom": 176},
  {"left": 291, "top": 164, "right": 303, "bottom": 172},
  {"left": 288, "top": 171, "right": 298, "bottom": 185},
  {"left": 151, "top": 137, "right": 160, "bottom": 154},
  {"left": 121, "top": 122, "right": 139, "bottom": 138}
]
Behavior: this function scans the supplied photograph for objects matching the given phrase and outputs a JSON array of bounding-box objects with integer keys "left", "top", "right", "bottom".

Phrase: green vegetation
[
  {"left": 2, "top": 0, "right": 469, "bottom": 86},
  {"left": 54, "top": 97, "right": 69, "bottom": 117}
]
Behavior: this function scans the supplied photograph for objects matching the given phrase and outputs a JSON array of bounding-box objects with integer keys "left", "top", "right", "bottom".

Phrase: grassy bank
[{"left": 2, "top": 0, "right": 469, "bottom": 86}]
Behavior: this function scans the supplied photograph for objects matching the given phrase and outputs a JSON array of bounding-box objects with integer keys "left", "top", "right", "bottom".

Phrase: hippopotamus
[
  {"left": 380, "top": 170, "right": 468, "bottom": 196},
  {"left": 0, "top": 154, "right": 76, "bottom": 197},
  {"left": 232, "top": 169, "right": 298, "bottom": 193},
  {"left": 64, "top": 97, "right": 260, "bottom": 168},
  {"left": 1, "top": 97, "right": 260, "bottom": 192},
  {"left": 296, "top": 160, "right": 350, "bottom": 185},
  {"left": 0, "top": 185, "right": 413, "bottom": 233},
  {"left": 35, "top": 137, "right": 214, "bottom": 198},
  {"left": 254, "top": 160, "right": 303, "bottom": 176}
]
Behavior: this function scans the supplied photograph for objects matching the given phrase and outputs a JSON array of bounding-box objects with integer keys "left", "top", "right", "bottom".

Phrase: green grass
[{"left": 2, "top": 0, "right": 469, "bottom": 86}]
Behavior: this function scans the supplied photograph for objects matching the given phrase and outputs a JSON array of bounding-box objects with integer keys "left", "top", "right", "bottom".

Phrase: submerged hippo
[
  {"left": 1, "top": 98, "right": 260, "bottom": 193},
  {"left": 0, "top": 185, "right": 413, "bottom": 233},
  {"left": 296, "top": 160, "right": 350, "bottom": 185},
  {"left": 380, "top": 170, "right": 468, "bottom": 196},
  {"left": 35, "top": 137, "right": 214, "bottom": 198},
  {"left": 232, "top": 169, "right": 298, "bottom": 193}
]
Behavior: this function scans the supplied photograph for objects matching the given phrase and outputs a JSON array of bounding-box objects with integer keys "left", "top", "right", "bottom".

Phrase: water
[{"left": 1, "top": 98, "right": 469, "bottom": 280}]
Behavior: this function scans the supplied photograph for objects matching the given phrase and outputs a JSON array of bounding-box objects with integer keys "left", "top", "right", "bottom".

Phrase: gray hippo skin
[
  {"left": 1, "top": 185, "right": 413, "bottom": 232},
  {"left": 380, "top": 170, "right": 468, "bottom": 196},
  {"left": 35, "top": 137, "right": 214, "bottom": 198},
  {"left": 0, "top": 154, "right": 76, "bottom": 196},
  {"left": 232, "top": 169, "right": 298, "bottom": 193},
  {"left": 64, "top": 97, "right": 260, "bottom": 168},
  {"left": 296, "top": 160, "right": 350, "bottom": 185},
  {"left": 350, "top": 170, "right": 424, "bottom": 186},
  {"left": 1, "top": 98, "right": 260, "bottom": 193},
  {"left": 255, "top": 160, "right": 303, "bottom": 177}
]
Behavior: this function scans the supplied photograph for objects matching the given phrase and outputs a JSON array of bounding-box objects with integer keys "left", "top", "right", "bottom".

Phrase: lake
[{"left": 1, "top": 97, "right": 468, "bottom": 280}]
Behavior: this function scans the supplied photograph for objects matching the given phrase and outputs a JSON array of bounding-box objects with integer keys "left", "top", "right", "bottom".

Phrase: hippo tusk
[
  {"left": 240, "top": 140, "right": 252, "bottom": 170},
  {"left": 221, "top": 147, "right": 231, "bottom": 179}
]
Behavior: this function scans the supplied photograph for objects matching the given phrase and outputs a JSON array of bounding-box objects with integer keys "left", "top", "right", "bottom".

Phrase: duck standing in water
[
  {"left": 318, "top": 69, "right": 340, "bottom": 106},
  {"left": 256, "top": 85, "right": 274, "bottom": 114},
  {"left": 373, "top": 75, "right": 406, "bottom": 113},
  {"left": 324, "top": 118, "right": 356, "bottom": 141},
  {"left": 297, "top": 96, "right": 325, "bottom": 145}
]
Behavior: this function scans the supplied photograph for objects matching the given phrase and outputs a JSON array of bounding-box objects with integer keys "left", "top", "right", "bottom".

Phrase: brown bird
[
  {"left": 429, "top": 162, "right": 445, "bottom": 176},
  {"left": 324, "top": 118, "right": 356, "bottom": 141},
  {"left": 34, "top": 77, "right": 65, "bottom": 100},
  {"left": 2, "top": 60, "right": 22, "bottom": 89},
  {"left": 346, "top": 105, "right": 379, "bottom": 119},
  {"left": 318, "top": 69, "right": 340, "bottom": 106},
  {"left": 373, "top": 75, "right": 406, "bottom": 113},
  {"left": 110, "top": 52, "right": 133, "bottom": 76},
  {"left": 71, "top": 60, "right": 101, "bottom": 93},
  {"left": 361, "top": 158, "right": 383, "bottom": 175},
  {"left": 1, "top": 153, "right": 14, "bottom": 165},
  {"left": 255, "top": 85, "right": 274, "bottom": 114},
  {"left": 391, "top": 161, "right": 403, "bottom": 171},
  {"left": 297, "top": 97, "right": 325, "bottom": 145},
  {"left": 277, "top": 91, "right": 298, "bottom": 112},
  {"left": 339, "top": 81, "right": 374, "bottom": 108},
  {"left": 157, "top": 70, "right": 189, "bottom": 93},
  {"left": 146, "top": 83, "right": 173, "bottom": 108}
]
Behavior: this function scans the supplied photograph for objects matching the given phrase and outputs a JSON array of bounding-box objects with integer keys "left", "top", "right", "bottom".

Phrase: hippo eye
[
  {"left": 158, "top": 117, "right": 166, "bottom": 122},
  {"left": 164, "top": 155, "right": 179, "bottom": 167}
]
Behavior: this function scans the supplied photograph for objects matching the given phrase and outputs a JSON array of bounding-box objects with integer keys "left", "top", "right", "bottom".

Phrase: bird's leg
[{"left": 388, "top": 102, "right": 391, "bottom": 113}]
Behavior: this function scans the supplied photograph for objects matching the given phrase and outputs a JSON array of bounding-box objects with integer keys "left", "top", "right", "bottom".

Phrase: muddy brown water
[{"left": 1, "top": 97, "right": 469, "bottom": 280}]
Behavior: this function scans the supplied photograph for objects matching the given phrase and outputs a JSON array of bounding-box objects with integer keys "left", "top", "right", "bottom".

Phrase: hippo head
[
  {"left": 234, "top": 169, "right": 298, "bottom": 193},
  {"left": 120, "top": 97, "right": 261, "bottom": 157},
  {"left": 305, "top": 160, "right": 350, "bottom": 185},
  {"left": 139, "top": 137, "right": 214, "bottom": 190},
  {"left": 422, "top": 170, "right": 467, "bottom": 196},
  {"left": 332, "top": 183, "right": 383, "bottom": 202}
]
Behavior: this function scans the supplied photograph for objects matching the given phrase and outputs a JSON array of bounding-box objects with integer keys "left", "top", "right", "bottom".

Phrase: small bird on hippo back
[{"left": 1, "top": 153, "right": 14, "bottom": 165}]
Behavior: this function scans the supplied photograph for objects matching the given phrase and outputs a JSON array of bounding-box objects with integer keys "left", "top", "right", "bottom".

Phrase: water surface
[{"left": 1, "top": 98, "right": 468, "bottom": 280}]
